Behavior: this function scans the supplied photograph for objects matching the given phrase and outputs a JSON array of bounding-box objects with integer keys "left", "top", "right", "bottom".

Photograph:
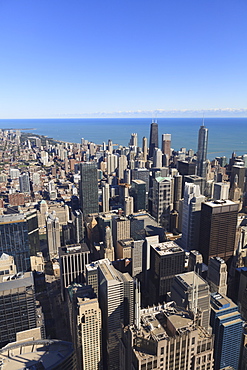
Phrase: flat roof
[
  {"left": 151, "top": 241, "right": 184, "bottom": 256},
  {"left": 0, "top": 339, "right": 74, "bottom": 370}
]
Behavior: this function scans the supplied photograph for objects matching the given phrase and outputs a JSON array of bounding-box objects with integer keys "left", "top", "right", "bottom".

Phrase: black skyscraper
[
  {"left": 197, "top": 124, "right": 208, "bottom": 178},
  {"left": 80, "top": 162, "right": 99, "bottom": 216},
  {"left": 148, "top": 120, "right": 158, "bottom": 159}
]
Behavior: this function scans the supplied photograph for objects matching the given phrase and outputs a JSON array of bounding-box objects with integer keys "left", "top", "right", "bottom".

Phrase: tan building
[
  {"left": 123, "top": 303, "right": 214, "bottom": 370},
  {"left": 68, "top": 284, "right": 102, "bottom": 370}
]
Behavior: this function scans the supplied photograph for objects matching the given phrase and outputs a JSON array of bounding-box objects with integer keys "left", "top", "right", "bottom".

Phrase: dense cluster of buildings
[{"left": 0, "top": 122, "right": 247, "bottom": 369}]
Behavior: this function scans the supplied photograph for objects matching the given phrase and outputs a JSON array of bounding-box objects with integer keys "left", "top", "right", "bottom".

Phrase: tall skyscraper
[
  {"left": 149, "top": 241, "right": 185, "bottom": 304},
  {"left": 87, "top": 259, "right": 134, "bottom": 370},
  {"left": 198, "top": 200, "right": 238, "bottom": 265},
  {"left": 19, "top": 172, "right": 31, "bottom": 194},
  {"left": 0, "top": 214, "right": 30, "bottom": 272},
  {"left": 80, "top": 162, "right": 99, "bottom": 216},
  {"left": 151, "top": 176, "right": 172, "bottom": 229},
  {"left": 46, "top": 212, "right": 61, "bottom": 259},
  {"left": 197, "top": 124, "right": 208, "bottom": 178},
  {"left": 171, "top": 271, "right": 211, "bottom": 332},
  {"left": 59, "top": 244, "right": 90, "bottom": 299},
  {"left": 142, "top": 136, "right": 148, "bottom": 162},
  {"left": 162, "top": 133, "right": 171, "bottom": 163},
  {"left": 207, "top": 256, "right": 227, "bottom": 295},
  {"left": 148, "top": 120, "right": 158, "bottom": 159},
  {"left": 68, "top": 284, "right": 102, "bottom": 370},
  {"left": 0, "top": 271, "right": 39, "bottom": 348},
  {"left": 180, "top": 183, "right": 205, "bottom": 251},
  {"left": 210, "top": 292, "right": 243, "bottom": 370},
  {"left": 131, "top": 179, "right": 146, "bottom": 212}
]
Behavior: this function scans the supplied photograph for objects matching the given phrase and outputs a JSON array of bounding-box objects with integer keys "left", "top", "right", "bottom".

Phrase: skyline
[{"left": 0, "top": 0, "right": 247, "bottom": 118}]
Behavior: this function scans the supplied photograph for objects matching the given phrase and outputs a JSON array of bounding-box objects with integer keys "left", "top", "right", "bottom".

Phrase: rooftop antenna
[{"left": 202, "top": 112, "right": 205, "bottom": 127}]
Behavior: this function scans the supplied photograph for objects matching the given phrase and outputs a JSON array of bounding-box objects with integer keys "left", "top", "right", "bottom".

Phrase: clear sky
[{"left": 0, "top": 0, "right": 246, "bottom": 118}]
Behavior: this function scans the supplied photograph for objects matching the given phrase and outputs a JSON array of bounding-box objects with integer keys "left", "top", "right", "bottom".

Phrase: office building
[
  {"left": 213, "top": 182, "right": 230, "bottom": 200},
  {"left": 0, "top": 272, "right": 38, "bottom": 348},
  {"left": 198, "top": 200, "right": 238, "bottom": 265},
  {"left": 230, "top": 165, "right": 246, "bottom": 193},
  {"left": 171, "top": 271, "right": 211, "bottom": 332},
  {"left": 0, "top": 214, "right": 30, "bottom": 273},
  {"left": 124, "top": 303, "right": 214, "bottom": 370},
  {"left": 197, "top": 124, "right": 208, "bottom": 178},
  {"left": 124, "top": 196, "right": 134, "bottom": 216},
  {"left": 153, "top": 148, "right": 162, "bottom": 168},
  {"left": 46, "top": 212, "right": 61, "bottom": 259},
  {"left": 180, "top": 183, "right": 205, "bottom": 251},
  {"left": 210, "top": 292, "right": 243, "bottom": 370},
  {"left": 80, "top": 162, "right": 99, "bottom": 216},
  {"left": 72, "top": 209, "right": 84, "bottom": 243},
  {"left": 102, "top": 182, "right": 110, "bottom": 212},
  {"left": 142, "top": 136, "right": 148, "bottom": 162},
  {"left": 87, "top": 259, "right": 134, "bottom": 370},
  {"left": 131, "top": 179, "right": 146, "bottom": 211},
  {"left": 162, "top": 133, "right": 171, "bottom": 162},
  {"left": 0, "top": 339, "right": 76, "bottom": 370},
  {"left": 149, "top": 241, "right": 185, "bottom": 304},
  {"left": 131, "top": 239, "right": 144, "bottom": 278},
  {"left": 112, "top": 216, "right": 130, "bottom": 249},
  {"left": 184, "top": 174, "right": 205, "bottom": 195},
  {"left": 173, "top": 173, "right": 182, "bottom": 211},
  {"left": 68, "top": 284, "right": 102, "bottom": 370},
  {"left": 177, "top": 160, "right": 196, "bottom": 176},
  {"left": 19, "top": 172, "right": 31, "bottom": 194},
  {"left": 59, "top": 244, "right": 90, "bottom": 299},
  {"left": 207, "top": 257, "right": 227, "bottom": 295},
  {"left": 151, "top": 176, "right": 172, "bottom": 229},
  {"left": 148, "top": 120, "right": 158, "bottom": 159}
]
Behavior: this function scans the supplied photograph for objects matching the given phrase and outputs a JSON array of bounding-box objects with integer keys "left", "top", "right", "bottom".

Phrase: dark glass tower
[
  {"left": 80, "top": 163, "right": 99, "bottom": 216},
  {"left": 197, "top": 123, "right": 208, "bottom": 178},
  {"left": 148, "top": 120, "right": 158, "bottom": 159}
]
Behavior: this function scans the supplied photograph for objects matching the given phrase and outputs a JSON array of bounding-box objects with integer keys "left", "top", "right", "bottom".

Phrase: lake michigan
[{"left": 0, "top": 117, "right": 247, "bottom": 161}]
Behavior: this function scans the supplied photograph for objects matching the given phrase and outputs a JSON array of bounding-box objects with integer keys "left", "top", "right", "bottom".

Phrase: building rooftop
[
  {"left": 175, "top": 271, "right": 208, "bottom": 290},
  {"left": 0, "top": 339, "right": 74, "bottom": 370},
  {"left": 151, "top": 241, "right": 184, "bottom": 256},
  {"left": 210, "top": 292, "right": 237, "bottom": 311},
  {"left": 59, "top": 243, "right": 89, "bottom": 256}
]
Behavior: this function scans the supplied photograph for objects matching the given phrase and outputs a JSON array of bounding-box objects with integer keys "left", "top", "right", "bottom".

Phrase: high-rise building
[
  {"left": 213, "top": 182, "right": 230, "bottom": 200},
  {"left": 171, "top": 271, "right": 211, "bottom": 332},
  {"left": 180, "top": 183, "right": 205, "bottom": 251},
  {"left": 153, "top": 148, "right": 162, "bottom": 168},
  {"left": 112, "top": 216, "right": 130, "bottom": 249},
  {"left": 72, "top": 209, "right": 84, "bottom": 243},
  {"left": 149, "top": 241, "right": 185, "bottom": 304},
  {"left": 142, "top": 136, "right": 148, "bottom": 162},
  {"left": 230, "top": 165, "right": 246, "bottom": 193},
  {"left": 124, "top": 302, "right": 214, "bottom": 370},
  {"left": 210, "top": 292, "right": 243, "bottom": 370},
  {"left": 148, "top": 120, "right": 158, "bottom": 159},
  {"left": 80, "top": 162, "right": 99, "bottom": 216},
  {"left": 102, "top": 182, "right": 110, "bottom": 212},
  {"left": 19, "top": 172, "right": 31, "bottom": 194},
  {"left": 87, "top": 259, "right": 134, "bottom": 370},
  {"left": 0, "top": 272, "right": 38, "bottom": 348},
  {"left": 46, "top": 212, "right": 61, "bottom": 259},
  {"left": 129, "top": 133, "right": 137, "bottom": 147},
  {"left": 207, "top": 257, "right": 227, "bottom": 295},
  {"left": 198, "top": 200, "right": 238, "bottom": 265},
  {"left": 173, "top": 173, "right": 182, "bottom": 211},
  {"left": 197, "top": 124, "right": 208, "bottom": 178},
  {"left": 151, "top": 176, "right": 172, "bottom": 229},
  {"left": 131, "top": 179, "right": 146, "bottom": 212},
  {"left": 59, "top": 244, "right": 90, "bottom": 299},
  {"left": 162, "top": 133, "right": 171, "bottom": 163},
  {"left": 68, "top": 284, "right": 102, "bottom": 370},
  {"left": 0, "top": 214, "right": 30, "bottom": 272}
]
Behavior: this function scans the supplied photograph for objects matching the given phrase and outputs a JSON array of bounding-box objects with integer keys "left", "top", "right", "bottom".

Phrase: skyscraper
[
  {"left": 180, "top": 182, "right": 205, "bottom": 251},
  {"left": 162, "top": 133, "right": 171, "bottom": 163},
  {"left": 80, "top": 162, "right": 99, "bottom": 216},
  {"left": 0, "top": 272, "right": 38, "bottom": 348},
  {"left": 197, "top": 124, "right": 208, "bottom": 178},
  {"left": 46, "top": 212, "right": 61, "bottom": 259},
  {"left": 151, "top": 176, "right": 172, "bottom": 229},
  {"left": 148, "top": 120, "right": 158, "bottom": 159},
  {"left": 68, "top": 284, "right": 102, "bottom": 370},
  {"left": 0, "top": 214, "right": 30, "bottom": 272},
  {"left": 198, "top": 200, "right": 238, "bottom": 265},
  {"left": 210, "top": 292, "right": 243, "bottom": 370}
]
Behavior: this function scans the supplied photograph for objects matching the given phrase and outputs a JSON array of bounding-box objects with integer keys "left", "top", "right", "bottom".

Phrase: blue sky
[{"left": 0, "top": 0, "right": 246, "bottom": 118}]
